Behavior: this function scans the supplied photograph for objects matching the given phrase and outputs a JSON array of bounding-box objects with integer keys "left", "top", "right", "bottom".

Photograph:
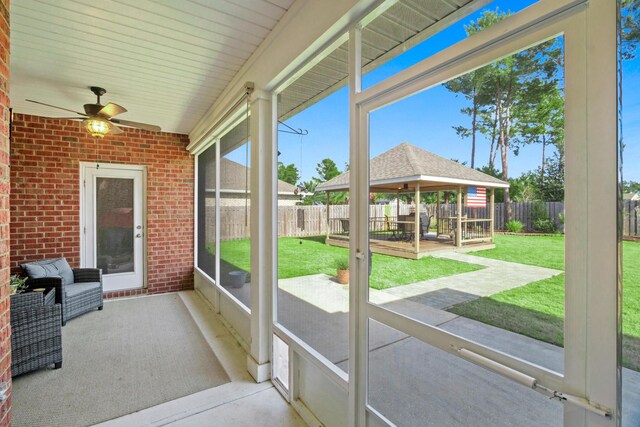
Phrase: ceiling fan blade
[
  {"left": 98, "top": 102, "right": 127, "bottom": 118},
  {"left": 110, "top": 118, "right": 161, "bottom": 132},
  {"left": 43, "top": 117, "right": 84, "bottom": 120},
  {"left": 26, "top": 99, "right": 88, "bottom": 116},
  {"left": 110, "top": 124, "right": 124, "bottom": 135}
]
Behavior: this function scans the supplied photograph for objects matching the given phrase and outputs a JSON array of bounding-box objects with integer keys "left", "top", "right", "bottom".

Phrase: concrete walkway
[
  {"left": 274, "top": 257, "right": 639, "bottom": 426},
  {"left": 372, "top": 252, "right": 562, "bottom": 308}
]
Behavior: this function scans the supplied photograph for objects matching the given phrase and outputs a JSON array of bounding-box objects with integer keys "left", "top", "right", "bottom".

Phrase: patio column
[
  {"left": 248, "top": 91, "right": 273, "bottom": 382},
  {"left": 456, "top": 186, "right": 462, "bottom": 247},
  {"left": 490, "top": 188, "right": 495, "bottom": 242},
  {"left": 414, "top": 184, "right": 420, "bottom": 254}
]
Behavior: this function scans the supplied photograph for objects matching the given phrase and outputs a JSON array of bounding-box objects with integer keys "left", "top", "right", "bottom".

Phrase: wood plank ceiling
[{"left": 10, "top": 0, "right": 294, "bottom": 134}]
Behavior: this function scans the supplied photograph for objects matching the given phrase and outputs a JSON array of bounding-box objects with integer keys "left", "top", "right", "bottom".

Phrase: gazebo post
[
  {"left": 326, "top": 191, "right": 330, "bottom": 240},
  {"left": 396, "top": 192, "right": 400, "bottom": 219},
  {"left": 414, "top": 183, "right": 420, "bottom": 254},
  {"left": 490, "top": 187, "right": 495, "bottom": 242},
  {"left": 456, "top": 186, "right": 462, "bottom": 247},
  {"left": 436, "top": 190, "right": 440, "bottom": 236}
]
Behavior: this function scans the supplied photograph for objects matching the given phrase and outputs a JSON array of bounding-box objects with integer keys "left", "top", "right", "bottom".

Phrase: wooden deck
[{"left": 326, "top": 233, "right": 494, "bottom": 259}]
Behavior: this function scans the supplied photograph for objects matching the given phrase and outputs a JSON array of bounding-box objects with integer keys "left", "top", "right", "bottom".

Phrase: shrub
[
  {"left": 533, "top": 218, "right": 557, "bottom": 233},
  {"left": 335, "top": 258, "right": 350, "bottom": 271},
  {"left": 530, "top": 202, "right": 557, "bottom": 233},
  {"left": 531, "top": 201, "right": 549, "bottom": 223},
  {"left": 506, "top": 220, "right": 524, "bottom": 233}
]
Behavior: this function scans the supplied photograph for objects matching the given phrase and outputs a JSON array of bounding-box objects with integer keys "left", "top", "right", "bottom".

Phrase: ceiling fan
[{"left": 26, "top": 86, "right": 161, "bottom": 138}]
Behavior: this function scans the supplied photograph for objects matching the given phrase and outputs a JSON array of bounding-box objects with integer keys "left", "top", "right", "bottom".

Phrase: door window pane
[{"left": 96, "top": 177, "right": 134, "bottom": 275}]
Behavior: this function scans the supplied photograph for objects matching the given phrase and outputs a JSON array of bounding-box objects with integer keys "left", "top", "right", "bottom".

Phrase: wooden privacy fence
[
  {"left": 624, "top": 200, "right": 640, "bottom": 237},
  {"left": 434, "top": 201, "right": 565, "bottom": 233},
  {"left": 210, "top": 200, "right": 640, "bottom": 240}
]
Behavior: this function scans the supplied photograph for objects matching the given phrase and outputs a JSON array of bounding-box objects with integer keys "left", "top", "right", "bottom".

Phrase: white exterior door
[{"left": 81, "top": 163, "right": 145, "bottom": 292}]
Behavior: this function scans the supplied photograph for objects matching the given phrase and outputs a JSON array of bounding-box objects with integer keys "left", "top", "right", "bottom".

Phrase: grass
[
  {"left": 215, "top": 235, "right": 483, "bottom": 290},
  {"left": 448, "top": 234, "right": 640, "bottom": 370}
]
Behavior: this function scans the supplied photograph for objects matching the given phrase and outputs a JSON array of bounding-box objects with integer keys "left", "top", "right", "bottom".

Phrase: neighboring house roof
[
  {"left": 624, "top": 192, "right": 640, "bottom": 201},
  {"left": 316, "top": 142, "right": 509, "bottom": 192},
  {"left": 207, "top": 158, "right": 300, "bottom": 196}
]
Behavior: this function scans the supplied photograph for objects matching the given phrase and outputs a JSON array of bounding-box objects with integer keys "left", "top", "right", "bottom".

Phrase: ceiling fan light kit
[
  {"left": 84, "top": 116, "right": 112, "bottom": 138},
  {"left": 26, "top": 86, "right": 161, "bottom": 138}
]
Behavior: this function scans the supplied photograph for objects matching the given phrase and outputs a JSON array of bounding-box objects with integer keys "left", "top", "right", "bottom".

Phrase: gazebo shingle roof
[{"left": 316, "top": 142, "right": 508, "bottom": 191}]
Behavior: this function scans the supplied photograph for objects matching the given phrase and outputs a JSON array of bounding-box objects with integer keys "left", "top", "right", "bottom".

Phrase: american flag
[{"left": 466, "top": 186, "right": 487, "bottom": 208}]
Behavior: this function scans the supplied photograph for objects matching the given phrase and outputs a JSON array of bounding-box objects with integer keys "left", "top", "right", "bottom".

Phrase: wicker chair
[
  {"left": 10, "top": 291, "right": 62, "bottom": 377},
  {"left": 21, "top": 258, "right": 103, "bottom": 326}
]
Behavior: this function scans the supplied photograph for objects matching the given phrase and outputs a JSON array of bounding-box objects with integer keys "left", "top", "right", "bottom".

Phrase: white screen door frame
[
  {"left": 80, "top": 162, "right": 146, "bottom": 292},
  {"left": 349, "top": 1, "right": 618, "bottom": 426}
]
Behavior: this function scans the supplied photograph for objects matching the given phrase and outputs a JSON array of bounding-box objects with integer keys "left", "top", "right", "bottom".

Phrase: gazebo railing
[
  {"left": 461, "top": 219, "right": 492, "bottom": 242},
  {"left": 328, "top": 218, "right": 350, "bottom": 236},
  {"left": 329, "top": 217, "right": 396, "bottom": 239},
  {"left": 329, "top": 215, "right": 493, "bottom": 245},
  {"left": 437, "top": 217, "right": 493, "bottom": 242}
]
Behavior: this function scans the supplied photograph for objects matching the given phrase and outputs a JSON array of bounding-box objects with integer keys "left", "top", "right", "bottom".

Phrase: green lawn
[
  {"left": 217, "top": 235, "right": 483, "bottom": 290},
  {"left": 448, "top": 234, "right": 640, "bottom": 370}
]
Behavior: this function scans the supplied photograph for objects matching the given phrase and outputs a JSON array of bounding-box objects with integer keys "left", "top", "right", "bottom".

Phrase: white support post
[
  {"left": 248, "top": 92, "right": 273, "bottom": 383},
  {"left": 326, "top": 192, "right": 331, "bottom": 240},
  {"left": 580, "top": 0, "right": 618, "bottom": 424},
  {"left": 490, "top": 188, "right": 495, "bottom": 242},
  {"left": 436, "top": 190, "right": 441, "bottom": 236},
  {"left": 414, "top": 184, "right": 420, "bottom": 254},
  {"left": 456, "top": 187, "right": 462, "bottom": 247},
  {"left": 348, "top": 25, "right": 366, "bottom": 427}
]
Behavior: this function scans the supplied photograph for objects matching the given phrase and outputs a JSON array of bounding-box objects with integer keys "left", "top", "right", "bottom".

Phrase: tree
[
  {"left": 509, "top": 172, "right": 537, "bottom": 202},
  {"left": 623, "top": 180, "right": 640, "bottom": 194},
  {"left": 459, "top": 9, "right": 563, "bottom": 221},
  {"left": 277, "top": 162, "right": 300, "bottom": 186},
  {"left": 514, "top": 84, "right": 564, "bottom": 183},
  {"left": 315, "top": 158, "right": 341, "bottom": 181},
  {"left": 299, "top": 178, "right": 321, "bottom": 205},
  {"left": 444, "top": 66, "right": 490, "bottom": 168},
  {"left": 621, "top": 0, "right": 640, "bottom": 60},
  {"left": 477, "top": 165, "right": 504, "bottom": 202},
  {"left": 533, "top": 153, "right": 564, "bottom": 201}
]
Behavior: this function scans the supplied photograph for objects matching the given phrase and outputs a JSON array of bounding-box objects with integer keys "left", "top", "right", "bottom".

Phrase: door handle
[{"left": 136, "top": 233, "right": 143, "bottom": 238}]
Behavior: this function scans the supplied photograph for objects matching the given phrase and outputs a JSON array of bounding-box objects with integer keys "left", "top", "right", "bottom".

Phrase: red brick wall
[{"left": 10, "top": 114, "right": 194, "bottom": 297}]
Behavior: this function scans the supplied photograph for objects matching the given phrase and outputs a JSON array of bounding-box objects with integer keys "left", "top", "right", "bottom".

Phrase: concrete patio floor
[
  {"left": 98, "top": 292, "right": 305, "bottom": 427},
  {"left": 222, "top": 253, "right": 639, "bottom": 426}
]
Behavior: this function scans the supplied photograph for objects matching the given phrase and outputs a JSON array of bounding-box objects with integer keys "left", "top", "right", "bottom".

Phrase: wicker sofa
[
  {"left": 21, "top": 258, "right": 103, "bottom": 326},
  {"left": 10, "top": 291, "right": 62, "bottom": 376}
]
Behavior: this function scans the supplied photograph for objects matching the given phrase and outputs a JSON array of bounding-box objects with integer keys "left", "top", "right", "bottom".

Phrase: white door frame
[
  {"left": 80, "top": 162, "right": 147, "bottom": 292},
  {"left": 350, "top": 0, "right": 618, "bottom": 426}
]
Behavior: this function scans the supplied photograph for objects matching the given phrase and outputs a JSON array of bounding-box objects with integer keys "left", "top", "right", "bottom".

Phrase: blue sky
[{"left": 274, "top": 0, "right": 640, "bottom": 184}]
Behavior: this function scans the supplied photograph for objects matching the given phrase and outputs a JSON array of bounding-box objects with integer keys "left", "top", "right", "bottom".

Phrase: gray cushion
[
  {"left": 64, "top": 282, "right": 101, "bottom": 298},
  {"left": 22, "top": 258, "right": 75, "bottom": 285}
]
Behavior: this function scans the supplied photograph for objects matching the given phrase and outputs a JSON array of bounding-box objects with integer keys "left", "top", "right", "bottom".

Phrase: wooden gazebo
[{"left": 316, "top": 143, "right": 510, "bottom": 259}]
